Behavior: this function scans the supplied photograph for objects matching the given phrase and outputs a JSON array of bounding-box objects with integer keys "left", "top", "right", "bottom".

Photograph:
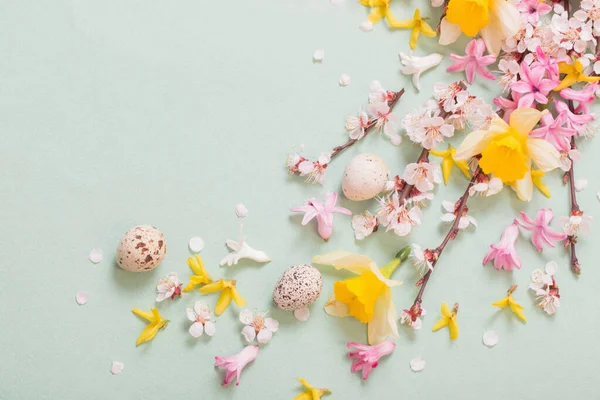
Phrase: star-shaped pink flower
[
  {"left": 291, "top": 192, "right": 351, "bottom": 241},
  {"left": 517, "top": 0, "right": 552, "bottom": 25},
  {"left": 493, "top": 92, "right": 533, "bottom": 122},
  {"left": 447, "top": 39, "right": 496, "bottom": 84},
  {"left": 530, "top": 110, "right": 575, "bottom": 151},
  {"left": 515, "top": 209, "right": 567, "bottom": 252},
  {"left": 510, "top": 61, "right": 559, "bottom": 105}
]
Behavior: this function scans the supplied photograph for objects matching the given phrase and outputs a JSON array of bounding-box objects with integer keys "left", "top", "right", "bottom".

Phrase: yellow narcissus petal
[
  {"left": 368, "top": 287, "right": 399, "bottom": 345},
  {"left": 215, "top": 289, "right": 233, "bottom": 316},
  {"left": 527, "top": 138, "right": 561, "bottom": 172},
  {"left": 510, "top": 108, "right": 542, "bottom": 136},
  {"left": 312, "top": 251, "right": 375, "bottom": 275},
  {"left": 324, "top": 293, "right": 350, "bottom": 317}
]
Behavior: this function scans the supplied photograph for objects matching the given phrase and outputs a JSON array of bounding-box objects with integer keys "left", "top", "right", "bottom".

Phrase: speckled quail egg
[
  {"left": 342, "top": 153, "right": 389, "bottom": 201},
  {"left": 273, "top": 264, "right": 323, "bottom": 311},
  {"left": 116, "top": 225, "right": 167, "bottom": 272}
]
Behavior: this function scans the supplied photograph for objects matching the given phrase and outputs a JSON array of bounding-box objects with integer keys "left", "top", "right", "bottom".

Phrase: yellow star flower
[
  {"left": 199, "top": 278, "right": 246, "bottom": 315},
  {"left": 492, "top": 285, "right": 526, "bottom": 322},
  {"left": 182, "top": 254, "right": 212, "bottom": 292},
  {"left": 554, "top": 59, "right": 600, "bottom": 92},
  {"left": 430, "top": 144, "right": 471, "bottom": 184},
  {"left": 531, "top": 169, "right": 550, "bottom": 198},
  {"left": 393, "top": 9, "right": 437, "bottom": 50},
  {"left": 294, "top": 378, "right": 331, "bottom": 400},
  {"left": 313, "top": 247, "right": 410, "bottom": 345},
  {"left": 432, "top": 302, "right": 459, "bottom": 340},
  {"left": 132, "top": 307, "right": 169, "bottom": 346},
  {"left": 359, "top": 0, "right": 404, "bottom": 29}
]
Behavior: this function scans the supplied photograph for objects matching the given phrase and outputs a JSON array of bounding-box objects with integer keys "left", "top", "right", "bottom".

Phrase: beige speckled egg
[
  {"left": 342, "top": 153, "right": 389, "bottom": 201},
  {"left": 116, "top": 225, "right": 167, "bottom": 272}
]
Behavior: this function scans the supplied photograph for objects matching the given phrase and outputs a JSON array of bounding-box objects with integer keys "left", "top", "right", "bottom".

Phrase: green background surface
[{"left": 1, "top": 1, "right": 599, "bottom": 399}]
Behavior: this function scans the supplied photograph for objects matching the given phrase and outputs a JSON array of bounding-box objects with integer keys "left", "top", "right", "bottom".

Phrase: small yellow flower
[
  {"left": 294, "top": 378, "right": 331, "bottom": 400},
  {"left": 531, "top": 169, "right": 550, "bottom": 198},
  {"left": 132, "top": 307, "right": 169, "bottom": 346},
  {"left": 393, "top": 9, "right": 437, "bottom": 49},
  {"left": 432, "top": 302, "right": 459, "bottom": 340},
  {"left": 199, "top": 278, "right": 246, "bottom": 315},
  {"left": 359, "top": 0, "right": 403, "bottom": 28},
  {"left": 554, "top": 60, "right": 600, "bottom": 92},
  {"left": 430, "top": 144, "right": 471, "bottom": 184},
  {"left": 182, "top": 254, "right": 212, "bottom": 292},
  {"left": 492, "top": 284, "right": 526, "bottom": 322}
]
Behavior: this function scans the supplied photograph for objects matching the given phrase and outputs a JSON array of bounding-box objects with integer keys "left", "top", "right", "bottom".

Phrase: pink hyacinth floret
[
  {"left": 483, "top": 223, "right": 522, "bottom": 271},
  {"left": 347, "top": 341, "right": 396, "bottom": 380},
  {"left": 215, "top": 345, "right": 259, "bottom": 387},
  {"left": 515, "top": 209, "right": 568, "bottom": 252},
  {"left": 447, "top": 38, "right": 496, "bottom": 84},
  {"left": 291, "top": 192, "right": 352, "bottom": 241}
]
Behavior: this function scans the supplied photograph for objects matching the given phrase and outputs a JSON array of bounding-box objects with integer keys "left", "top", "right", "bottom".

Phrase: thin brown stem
[
  {"left": 413, "top": 166, "right": 482, "bottom": 306},
  {"left": 330, "top": 88, "right": 406, "bottom": 161}
]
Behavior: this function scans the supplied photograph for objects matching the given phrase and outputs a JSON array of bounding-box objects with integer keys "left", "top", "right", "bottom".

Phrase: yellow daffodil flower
[
  {"left": 182, "top": 254, "right": 212, "bottom": 292},
  {"left": 132, "top": 307, "right": 169, "bottom": 346},
  {"left": 294, "top": 378, "right": 331, "bottom": 400},
  {"left": 553, "top": 59, "right": 600, "bottom": 92},
  {"left": 444, "top": 0, "right": 519, "bottom": 55},
  {"left": 432, "top": 302, "right": 459, "bottom": 340},
  {"left": 313, "top": 247, "right": 410, "bottom": 345},
  {"left": 530, "top": 169, "right": 551, "bottom": 198},
  {"left": 430, "top": 144, "right": 471, "bottom": 184},
  {"left": 359, "top": 0, "right": 403, "bottom": 29},
  {"left": 492, "top": 285, "right": 526, "bottom": 322},
  {"left": 455, "top": 108, "right": 561, "bottom": 201},
  {"left": 199, "top": 278, "right": 246, "bottom": 315},
  {"left": 394, "top": 9, "right": 436, "bottom": 50}
]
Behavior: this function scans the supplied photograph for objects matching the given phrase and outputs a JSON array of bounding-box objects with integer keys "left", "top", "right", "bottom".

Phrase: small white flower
[
  {"left": 498, "top": 58, "right": 520, "bottom": 92},
  {"left": 368, "top": 80, "right": 395, "bottom": 104},
  {"left": 407, "top": 115, "right": 455, "bottom": 149},
  {"left": 391, "top": 204, "right": 423, "bottom": 236},
  {"left": 345, "top": 108, "right": 370, "bottom": 140},
  {"left": 367, "top": 102, "right": 400, "bottom": 139},
  {"left": 469, "top": 177, "right": 503, "bottom": 197},
  {"left": 400, "top": 308, "right": 427, "bottom": 329},
  {"left": 187, "top": 302, "right": 215, "bottom": 337},
  {"left": 240, "top": 309, "right": 279, "bottom": 344},
  {"left": 410, "top": 244, "right": 433, "bottom": 276},
  {"left": 402, "top": 162, "right": 442, "bottom": 193},
  {"left": 441, "top": 200, "right": 477, "bottom": 229},
  {"left": 156, "top": 273, "right": 182, "bottom": 302},
  {"left": 351, "top": 211, "right": 378, "bottom": 240},
  {"left": 529, "top": 262, "right": 561, "bottom": 315},
  {"left": 298, "top": 152, "right": 331, "bottom": 184},
  {"left": 399, "top": 52, "right": 444, "bottom": 91},
  {"left": 558, "top": 214, "right": 593, "bottom": 236}
]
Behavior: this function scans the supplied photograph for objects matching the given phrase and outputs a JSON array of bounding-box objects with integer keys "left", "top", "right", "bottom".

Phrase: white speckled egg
[
  {"left": 116, "top": 225, "right": 167, "bottom": 272},
  {"left": 273, "top": 265, "right": 323, "bottom": 311},
  {"left": 342, "top": 153, "right": 389, "bottom": 201}
]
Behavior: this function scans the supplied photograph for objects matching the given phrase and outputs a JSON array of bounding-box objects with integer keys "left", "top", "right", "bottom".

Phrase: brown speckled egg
[
  {"left": 273, "top": 265, "right": 322, "bottom": 311},
  {"left": 116, "top": 225, "right": 167, "bottom": 272},
  {"left": 342, "top": 153, "right": 389, "bottom": 201}
]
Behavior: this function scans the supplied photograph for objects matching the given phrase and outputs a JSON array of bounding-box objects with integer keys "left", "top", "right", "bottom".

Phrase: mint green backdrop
[{"left": 1, "top": 1, "right": 598, "bottom": 399}]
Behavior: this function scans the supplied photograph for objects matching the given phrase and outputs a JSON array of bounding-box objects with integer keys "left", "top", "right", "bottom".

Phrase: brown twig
[
  {"left": 330, "top": 88, "right": 406, "bottom": 161},
  {"left": 412, "top": 165, "right": 482, "bottom": 306}
]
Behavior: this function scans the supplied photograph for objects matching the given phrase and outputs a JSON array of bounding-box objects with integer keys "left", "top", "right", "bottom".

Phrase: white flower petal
[
  {"left": 89, "top": 248, "right": 103, "bottom": 264},
  {"left": 188, "top": 237, "right": 205, "bottom": 252},
  {"left": 575, "top": 178, "right": 588, "bottom": 192},
  {"left": 294, "top": 307, "right": 310, "bottom": 321},
  {"left": 439, "top": 18, "right": 461, "bottom": 45},
  {"left": 257, "top": 328, "right": 273, "bottom": 344},
  {"left": 189, "top": 322, "right": 204, "bottom": 338},
  {"left": 367, "top": 289, "right": 399, "bottom": 345},
  {"left": 242, "top": 325, "right": 257, "bottom": 343},
  {"left": 545, "top": 261, "right": 558, "bottom": 276},
  {"left": 186, "top": 307, "right": 196, "bottom": 322},
  {"left": 239, "top": 309, "right": 254, "bottom": 325},
  {"left": 483, "top": 330, "right": 499, "bottom": 347},
  {"left": 410, "top": 357, "right": 426, "bottom": 372},
  {"left": 339, "top": 73, "right": 351, "bottom": 86},
  {"left": 264, "top": 317, "right": 279, "bottom": 332},
  {"left": 75, "top": 291, "right": 88, "bottom": 305},
  {"left": 111, "top": 361, "right": 124, "bottom": 375},
  {"left": 441, "top": 213, "right": 456, "bottom": 222},
  {"left": 204, "top": 321, "right": 216, "bottom": 337},
  {"left": 313, "top": 49, "right": 325, "bottom": 62},
  {"left": 359, "top": 21, "right": 374, "bottom": 32},
  {"left": 442, "top": 200, "right": 455, "bottom": 212},
  {"left": 527, "top": 139, "right": 561, "bottom": 172}
]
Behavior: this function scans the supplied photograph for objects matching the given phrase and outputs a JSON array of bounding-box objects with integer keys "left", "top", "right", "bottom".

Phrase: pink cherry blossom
[
  {"left": 402, "top": 162, "right": 442, "bottom": 193},
  {"left": 510, "top": 61, "right": 558, "bottom": 105},
  {"left": 530, "top": 110, "right": 576, "bottom": 151},
  {"left": 483, "top": 223, "right": 522, "bottom": 271},
  {"left": 291, "top": 192, "right": 351, "bottom": 241},
  {"left": 515, "top": 209, "right": 568, "bottom": 251},
  {"left": 214, "top": 345, "right": 259, "bottom": 387},
  {"left": 447, "top": 39, "right": 496, "bottom": 84},
  {"left": 560, "top": 82, "right": 598, "bottom": 114},
  {"left": 367, "top": 102, "right": 400, "bottom": 139},
  {"left": 517, "top": 0, "right": 552, "bottom": 25},
  {"left": 298, "top": 152, "right": 331, "bottom": 184},
  {"left": 347, "top": 341, "right": 396, "bottom": 380}
]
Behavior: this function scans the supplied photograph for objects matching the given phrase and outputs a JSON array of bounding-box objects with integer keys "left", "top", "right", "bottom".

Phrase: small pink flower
[
  {"left": 530, "top": 110, "right": 576, "bottom": 151},
  {"left": 347, "top": 341, "right": 396, "bottom": 380},
  {"left": 533, "top": 47, "right": 559, "bottom": 80},
  {"left": 494, "top": 92, "right": 531, "bottom": 122},
  {"left": 560, "top": 83, "right": 598, "bottom": 114},
  {"left": 447, "top": 39, "right": 496, "bottom": 84},
  {"left": 510, "top": 61, "right": 558, "bottom": 105},
  {"left": 298, "top": 152, "right": 331, "bottom": 184},
  {"left": 483, "top": 223, "right": 522, "bottom": 271},
  {"left": 367, "top": 102, "right": 400, "bottom": 139},
  {"left": 214, "top": 345, "right": 259, "bottom": 387},
  {"left": 515, "top": 209, "right": 567, "bottom": 252},
  {"left": 517, "top": 0, "right": 552, "bottom": 25},
  {"left": 291, "top": 192, "right": 351, "bottom": 241},
  {"left": 554, "top": 100, "right": 595, "bottom": 134}
]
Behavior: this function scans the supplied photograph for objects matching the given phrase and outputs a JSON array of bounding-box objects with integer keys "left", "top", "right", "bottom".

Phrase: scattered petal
[
  {"left": 575, "top": 179, "right": 588, "bottom": 192},
  {"left": 313, "top": 49, "right": 325, "bottom": 62},
  {"left": 75, "top": 291, "right": 88, "bottom": 305},
  {"left": 359, "top": 21, "right": 374, "bottom": 32},
  {"left": 339, "top": 73, "right": 351, "bottom": 86},
  {"left": 111, "top": 361, "right": 125, "bottom": 375},
  {"left": 331, "top": 0, "right": 345, "bottom": 4},
  {"left": 410, "top": 357, "right": 426, "bottom": 372},
  {"left": 483, "top": 330, "right": 499, "bottom": 347},
  {"left": 294, "top": 307, "right": 310, "bottom": 321},
  {"left": 188, "top": 236, "right": 205, "bottom": 253},
  {"left": 235, "top": 204, "right": 249, "bottom": 218},
  {"left": 89, "top": 248, "right": 103, "bottom": 264}
]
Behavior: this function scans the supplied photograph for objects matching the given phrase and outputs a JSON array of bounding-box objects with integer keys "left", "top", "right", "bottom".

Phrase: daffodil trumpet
[{"left": 313, "top": 246, "right": 411, "bottom": 345}]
